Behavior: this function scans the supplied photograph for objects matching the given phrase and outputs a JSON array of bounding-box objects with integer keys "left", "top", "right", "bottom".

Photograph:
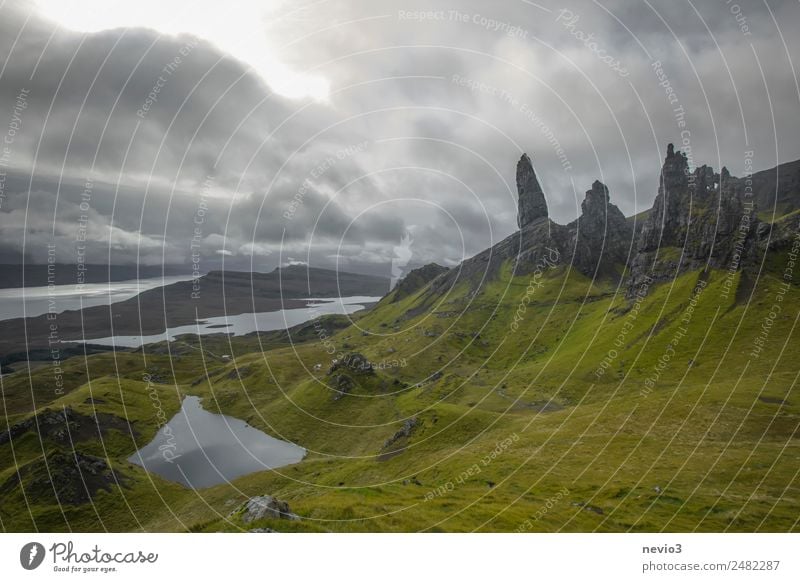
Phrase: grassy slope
[{"left": 1, "top": 254, "right": 798, "bottom": 532}]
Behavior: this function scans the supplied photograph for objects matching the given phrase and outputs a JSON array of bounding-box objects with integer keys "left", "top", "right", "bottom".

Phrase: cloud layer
[{"left": 1, "top": 0, "right": 798, "bottom": 277}]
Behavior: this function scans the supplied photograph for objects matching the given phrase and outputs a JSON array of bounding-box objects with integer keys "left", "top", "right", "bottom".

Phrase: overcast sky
[{"left": 0, "top": 0, "right": 798, "bottom": 276}]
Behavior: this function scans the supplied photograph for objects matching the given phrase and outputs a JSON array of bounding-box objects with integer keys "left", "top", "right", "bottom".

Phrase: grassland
[{"left": 0, "top": 253, "right": 798, "bottom": 533}]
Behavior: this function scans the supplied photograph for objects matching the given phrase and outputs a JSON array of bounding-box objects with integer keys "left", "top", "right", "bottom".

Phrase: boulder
[{"left": 240, "top": 495, "right": 299, "bottom": 523}]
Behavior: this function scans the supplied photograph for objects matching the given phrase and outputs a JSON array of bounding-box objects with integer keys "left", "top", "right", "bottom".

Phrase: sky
[{"left": 0, "top": 0, "right": 798, "bottom": 277}]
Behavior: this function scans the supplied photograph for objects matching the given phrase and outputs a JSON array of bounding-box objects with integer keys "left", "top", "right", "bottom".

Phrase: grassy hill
[{"left": 1, "top": 248, "right": 797, "bottom": 532}]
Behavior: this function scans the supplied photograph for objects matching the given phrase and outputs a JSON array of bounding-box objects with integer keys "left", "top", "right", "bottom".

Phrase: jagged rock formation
[
  {"left": 513, "top": 155, "right": 633, "bottom": 278},
  {"left": 414, "top": 144, "right": 799, "bottom": 308},
  {"left": 571, "top": 180, "right": 633, "bottom": 277},
  {"left": 517, "top": 154, "right": 549, "bottom": 228},
  {"left": 431, "top": 153, "right": 632, "bottom": 291},
  {"left": 628, "top": 143, "right": 760, "bottom": 292}
]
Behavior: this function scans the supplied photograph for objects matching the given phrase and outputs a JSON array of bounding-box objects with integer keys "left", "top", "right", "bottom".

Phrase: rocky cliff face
[
  {"left": 421, "top": 144, "right": 799, "bottom": 303},
  {"left": 392, "top": 263, "right": 449, "bottom": 301},
  {"left": 628, "top": 143, "right": 761, "bottom": 293},
  {"left": 570, "top": 180, "right": 633, "bottom": 277},
  {"left": 431, "top": 153, "right": 633, "bottom": 293},
  {"left": 515, "top": 154, "right": 632, "bottom": 278},
  {"left": 517, "top": 154, "right": 549, "bottom": 228}
]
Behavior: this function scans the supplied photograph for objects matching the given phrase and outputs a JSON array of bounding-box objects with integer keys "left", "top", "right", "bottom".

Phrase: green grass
[{"left": 1, "top": 258, "right": 798, "bottom": 532}]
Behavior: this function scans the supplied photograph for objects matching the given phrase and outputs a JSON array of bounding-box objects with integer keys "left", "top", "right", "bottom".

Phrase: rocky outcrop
[
  {"left": 383, "top": 417, "right": 419, "bottom": 449},
  {"left": 1, "top": 451, "right": 126, "bottom": 505},
  {"left": 392, "top": 263, "right": 449, "bottom": 301},
  {"left": 330, "top": 374, "right": 355, "bottom": 400},
  {"left": 0, "top": 407, "right": 136, "bottom": 445},
  {"left": 239, "top": 495, "right": 299, "bottom": 523},
  {"left": 378, "top": 417, "right": 420, "bottom": 461},
  {"left": 571, "top": 180, "right": 633, "bottom": 277},
  {"left": 628, "top": 144, "right": 761, "bottom": 292},
  {"left": 426, "top": 157, "right": 633, "bottom": 295},
  {"left": 517, "top": 154, "right": 549, "bottom": 228},
  {"left": 416, "top": 145, "right": 800, "bottom": 307},
  {"left": 328, "top": 352, "right": 373, "bottom": 374}
]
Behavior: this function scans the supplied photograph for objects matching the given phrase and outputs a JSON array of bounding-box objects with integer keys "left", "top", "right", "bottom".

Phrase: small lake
[
  {"left": 128, "top": 395, "right": 306, "bottom": 489},
  {"left": 78, "top": 296, "right": 380, "bottom": 348},
  {"left": 0, "top": 275, "right": 194, "bottom": 321}
]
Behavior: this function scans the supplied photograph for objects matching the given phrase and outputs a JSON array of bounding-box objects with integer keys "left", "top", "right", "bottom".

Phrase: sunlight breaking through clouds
[{"left": 34, "top": 0, "right": 330, "bottom": 100}]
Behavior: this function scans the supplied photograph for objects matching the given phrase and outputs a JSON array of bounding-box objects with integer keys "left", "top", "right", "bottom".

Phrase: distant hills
[
  {"left": 0, "top": 263, "right": 192, "bottom": 289},
  {"left": 0, "top": 265, "right": 389, "bottom": 361}
]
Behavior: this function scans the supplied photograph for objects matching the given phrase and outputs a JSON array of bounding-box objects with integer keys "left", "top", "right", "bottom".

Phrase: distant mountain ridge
[
  {"left": 0, "top": 265, "right": 389, "bottom": 361},
  {"left": 0, "top": 263, "right": 192, "bottom": 289}
]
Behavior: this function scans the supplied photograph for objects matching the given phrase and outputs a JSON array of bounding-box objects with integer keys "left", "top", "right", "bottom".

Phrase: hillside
[{"left": 0, "top": 145, "right": 798, "bottom": 533}]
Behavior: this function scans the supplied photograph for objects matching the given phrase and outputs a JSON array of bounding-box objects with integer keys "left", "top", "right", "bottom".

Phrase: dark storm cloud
[{"left": 0, "top": 0, "right": 798, "bottom": 277}]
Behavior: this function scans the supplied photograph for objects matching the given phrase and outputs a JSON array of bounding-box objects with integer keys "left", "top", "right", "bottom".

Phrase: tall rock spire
[
  {"left": 659, "top": 142, "right": 689, "bottom": 197},
  {"left": 517, "top": 154, "right": 549, "bottom": 228}
]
